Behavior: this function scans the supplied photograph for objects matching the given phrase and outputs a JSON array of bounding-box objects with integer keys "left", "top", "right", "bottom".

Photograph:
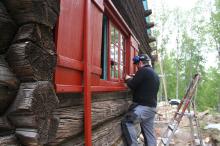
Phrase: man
[{"left": 121, "top": 54, "right": 160, "bottom": 146}]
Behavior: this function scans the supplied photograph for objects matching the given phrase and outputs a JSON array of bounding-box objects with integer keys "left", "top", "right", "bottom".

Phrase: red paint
[
  {"left": 55, "top": 0, "right": 85, "bottom": 91},
  {"left": 83, "top": 0, "right": 92, "bottom": 145}
]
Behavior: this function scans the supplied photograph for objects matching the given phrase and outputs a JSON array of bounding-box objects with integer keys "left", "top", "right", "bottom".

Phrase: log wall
[
  {"left": 48, "top": 91, "right": 132, "bottom": 145},
  {"left": 0, "top": 0, "right": 60, "bottom": 145},
  {"left": 0, "top": 0, "right": 139, "bottom": 146}
]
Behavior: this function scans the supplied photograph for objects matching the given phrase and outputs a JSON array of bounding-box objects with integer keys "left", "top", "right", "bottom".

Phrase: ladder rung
[
  {"left": 168, "top": 124, "right": 176, "bottom": 131},
  {"left": 161, "top": 138, "right": 169, "bottom": 145}
]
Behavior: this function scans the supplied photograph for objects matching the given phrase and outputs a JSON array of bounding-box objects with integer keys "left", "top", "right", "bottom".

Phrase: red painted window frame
[{"left": 108, "top": 22, "right": 126, "bottom": 82}]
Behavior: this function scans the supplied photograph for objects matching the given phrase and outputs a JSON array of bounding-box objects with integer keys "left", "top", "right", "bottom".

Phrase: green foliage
[
  {"left": 154, "top": 0, "right": 220, "bottom": 111},
  {"left": 197, "top": 68, "right": 220, "bottom": 111}
]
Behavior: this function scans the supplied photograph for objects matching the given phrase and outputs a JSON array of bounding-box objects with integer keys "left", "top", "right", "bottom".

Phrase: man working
[{"left": 121, "top": 54, "right": 160, "bottom": 146}]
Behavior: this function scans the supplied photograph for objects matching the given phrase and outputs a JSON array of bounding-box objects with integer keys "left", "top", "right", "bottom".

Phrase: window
[
  {"left": 101, "top": 16, "right": 126, "bottom": 82},
  {"left": 110, "top": 24, "right": 125, "bottom": 80}
]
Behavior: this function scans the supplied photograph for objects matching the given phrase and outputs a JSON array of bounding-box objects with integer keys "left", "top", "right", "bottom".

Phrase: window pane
[
  {"left": 120, "top": 65, "right": 123, "bottom": 79},
  {"left": 109, "top": 23, "right": 125, "bottom": 80},
  {"left": 115, "top": 45, "right": 118, "bottom": 62},
  {"left": 120, "top": 35, "right": 124, "bottom": 47},
  {"left": 115, "top": 65, "right": 118, "bottom": 78},
  {"left": 111, "top": 27, "right": 115, "bottom": 44},
  {"left": 115, "top": 29, "right": 119, "bottom": 46}
]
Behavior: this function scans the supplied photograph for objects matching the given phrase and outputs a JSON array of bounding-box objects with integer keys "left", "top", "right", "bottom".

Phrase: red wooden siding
[
  {"left": 55, "top": 0, "right": 139, "bottom": 93},
  {"left": 55, "top": 0, "right": 85, "bottom": 92},
  {"left": 91, "top": 0, "right": 104, "bottom": 85},
  {"left": 55, "top": 0, "right": 104, "bottom": 92}
]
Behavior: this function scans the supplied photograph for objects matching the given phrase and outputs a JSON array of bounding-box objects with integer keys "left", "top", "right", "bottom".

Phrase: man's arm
[{"left": 126, "top": 69, "right": 144, "bottom": 90}]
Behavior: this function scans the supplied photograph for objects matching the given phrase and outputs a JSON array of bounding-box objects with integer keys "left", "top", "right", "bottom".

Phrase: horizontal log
[
  {"left": 6, "top": 42, "right": 56, "bottom": 82},
  {"left": 7, "top": 81, "right": 59, "bottom": 145},
  {"left": 0, "top": 86, "right": 17, "bottom": 115},
  {"left": 57, "top": 91, "right": 132, "bottom": 108},
  {"left": 0, "top": 2, "right": 17, "bottom": 54},
  {"left": 49, "top": 99, "right": 131, "bottom": 145},
  {"left": 0, "top": 55, "right": 19, "bottom": 89},
  {"left": 146, "top": 22, "right": 155, "bottom": 29},
  {"left": 0, "top": 116, "right": 14, "bottom": 136},
  {"left": 15, "top": 128, "right": 40, "bottom": 146},
  {"left": 0, "top": 135, "right": 19, "bottom": 146},
  {"left": 144, "top": 9, "right": 152, "bottom": 17},
  {"left": 3, "top": 0, "right": 59, "bottom": 28},
  {"left": 13, "top": 23, "right": 55, "bottom": 51},
  {"left": 61, "top": 117, "right": 124, "bottom": 146}
]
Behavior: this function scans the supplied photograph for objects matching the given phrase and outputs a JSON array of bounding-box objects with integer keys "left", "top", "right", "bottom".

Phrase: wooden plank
[
  {"left": 7, "top": 81, "right": 59, "bottom": 145},
  {"left": 0, "top": 2, "right": 17, "bottom": 54},
  {"left": 6, "top": 42, "right": 56, "bottom": 82},
  {"left": 48, "top": 99, "right": 132, "bottom": 145},
  {"left": 2, "top": 0, "right": 59, "bottom": 28}
]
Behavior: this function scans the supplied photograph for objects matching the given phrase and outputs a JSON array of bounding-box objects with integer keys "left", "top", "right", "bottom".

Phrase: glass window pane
[
  {"left": 111, "top": 27, "right": 115, "bottom": 44},
  {"left": 115, "top": 65, "right": 118, "bottom": 78},
  {"left": 120, "top": 35, "right": 124, "bottom": 47},
  {"left": 120, "top": 65, "right": 123, "bottom": 79},
  {"left": 115, "top": 45, "right": 118, "bottom": 62},
  {"left": 115, "top": 29, "right": 119, "bottom": 46}
]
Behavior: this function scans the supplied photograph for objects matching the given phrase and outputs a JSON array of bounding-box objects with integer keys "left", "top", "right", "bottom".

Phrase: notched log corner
[
  {"left": 6, "top": 42, "right": 56, "bottom": 82},
  {"left": 0, "top": 2, "right": 17, "bottom": 54},
  {"left": 0, "top": 55, "right": 19, "bottom": 89},
  {"left": 0, "top": 135, "right": 19, "bottom": 146},
  {"left": 0, "top": 116, "right": 14, "bottom": 136},
  {"left": 3, "top": 0, "right": 60, "bottom": 28},
  {"left": 0, "top": 55, "right": 19, "bottom": 114},
  {"left": 13, "top": 23, "right": 56, "bottom": 51},
  {"left": 7, "top": 81, "right": 59, "bottom": 145}
]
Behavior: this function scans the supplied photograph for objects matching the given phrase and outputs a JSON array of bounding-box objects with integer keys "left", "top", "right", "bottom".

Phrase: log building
[{"left": 0, "top": 0, "right": 156, "bottom": 145}]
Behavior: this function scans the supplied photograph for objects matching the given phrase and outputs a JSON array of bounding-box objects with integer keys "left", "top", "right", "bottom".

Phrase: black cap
[{"left": 139, "top": 54, "right": 151, "bottom": 62}]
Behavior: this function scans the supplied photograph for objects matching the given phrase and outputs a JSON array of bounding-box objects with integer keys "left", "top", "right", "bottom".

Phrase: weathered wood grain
[
  {"left": 61, "top": 117, "right": 124, "bottom": 146},
  {"left": 0, "top": 55, "right": 19, "bottom": 89},
  {"left": 6, "top": 42, "right": 56, "bottom": 82},
  {"left": 0, "top": 86, "right": 17, "bottom": 115},
  {"left": 0, "top": 135, "right": 19, "bottom": 146},
  {"left": 0, "top": 2, "right": 17, "bottom": 54},
  {"left": 57, "top": 91, "right": 132, "bottom": 108},
  {"left": 13, "top": 23, "right": 55, "bottom": 51},
  {"left": 48, "top": 99, "right": 131, "bottom": 145},
  {"left": 0, "top": 116, "right": 14, "bottom": 136},
  {"left": 7, "top": 81, "right": 59, "bottom": 145},
  {"left": 2, "top": 0, "right": 59, "bottom": 28}
]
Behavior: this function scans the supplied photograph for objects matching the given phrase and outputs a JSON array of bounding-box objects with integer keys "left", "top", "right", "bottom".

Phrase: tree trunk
[
  {"left": 2, "top": 0, "right": 59, "bottom": 28},
  {"left": 0, "top": 2, "right": 17, "bottom": 54},
  {"left": 7, "top": 81, "right": 59, "bottom": 145},
  {"left": 48, "top": 99, "right": 131, "bottom": 145},
  {"left": 6, "top": 42, "right": 56, "bottom": 82}
]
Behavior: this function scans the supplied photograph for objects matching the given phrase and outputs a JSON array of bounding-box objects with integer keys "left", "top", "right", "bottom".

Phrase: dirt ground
[{"left": 153, "top": 102, "right": 220, "bottom": 146}]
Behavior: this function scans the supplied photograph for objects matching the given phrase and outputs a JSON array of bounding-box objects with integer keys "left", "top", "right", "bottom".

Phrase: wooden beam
[
  {"left": 48, "top": 99, "right": 131, "bottom": 145},
  {"left": 144, "top": 9, "right": 152, "bottom": 17},
  {"left": 7, "top": 81, "right": 59, "bottom": 145}
]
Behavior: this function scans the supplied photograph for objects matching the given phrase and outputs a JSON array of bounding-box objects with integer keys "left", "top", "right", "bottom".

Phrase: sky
[{"left": 148, "top": 0, "right": 218, "bottom": 68}]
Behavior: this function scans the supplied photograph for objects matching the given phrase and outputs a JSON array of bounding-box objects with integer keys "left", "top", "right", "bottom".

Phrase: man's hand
[{"left": 125, "top": 75, "right": 132, "bottom": 80}]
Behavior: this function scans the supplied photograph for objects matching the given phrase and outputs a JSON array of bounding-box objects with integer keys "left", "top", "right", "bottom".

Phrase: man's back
[{"left": 127, "top": 65, "right": 160, "bottom": 107}]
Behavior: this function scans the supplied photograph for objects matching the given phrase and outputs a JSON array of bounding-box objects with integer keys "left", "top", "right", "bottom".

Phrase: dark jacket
[{"left": 126, "top": 65, "right": 160, "bottom": 107}]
